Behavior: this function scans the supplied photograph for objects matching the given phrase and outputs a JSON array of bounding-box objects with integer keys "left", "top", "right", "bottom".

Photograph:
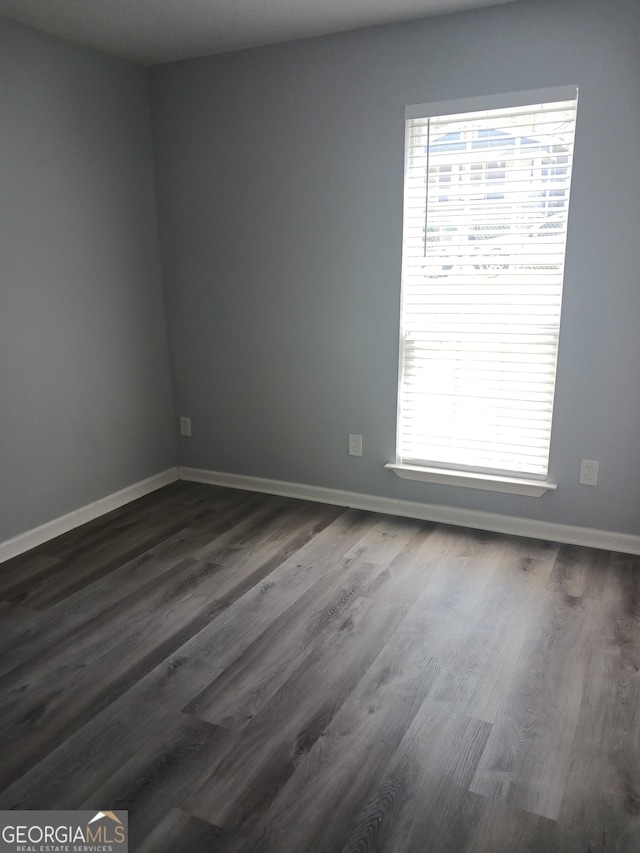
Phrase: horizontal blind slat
[{"left": 398, "top": 94, "right": 577, "bottom": 478}]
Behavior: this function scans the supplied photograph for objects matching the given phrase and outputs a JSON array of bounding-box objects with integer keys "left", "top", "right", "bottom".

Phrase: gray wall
[
  {"left": 150, "top": 0, "right": 640, "bottom": 536},
  {"left": 0, "top": 18, "right": 176, "bottom": 541},
  {"left": 4, "top": 0, "right": 638, "bottom": 542}
]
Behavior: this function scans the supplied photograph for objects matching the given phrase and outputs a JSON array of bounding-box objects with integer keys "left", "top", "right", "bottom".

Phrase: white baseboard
[
  {"left": 0, "top": 468, "right": 179, "bottom": 564},
  {"left": 4, "top": 463, "right": 637, "bottom": 565},
  {"left": 179, "top": 466, "right": 640, "bottom": 556}
]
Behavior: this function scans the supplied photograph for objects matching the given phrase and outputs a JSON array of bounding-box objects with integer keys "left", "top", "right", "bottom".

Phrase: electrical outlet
[
  {"left": 349, "top": 434, "right": 362, "bottom": 457},
  {"left": 179, "top": 416, "right": 192, "bottom": 437},
  {"left": 579, "top": 459, "right": 599, "bottom": 486}
]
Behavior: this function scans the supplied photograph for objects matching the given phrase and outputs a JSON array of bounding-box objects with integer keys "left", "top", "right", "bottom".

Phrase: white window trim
[
  {"left": 385, "top": 463, "right": 557, "bottom": 497},
  {"left": 405, "top": 85, "right": 579, "bottom": 121},
  {"left": 390, "top": 86, "right": 577, "bottom": 494}
]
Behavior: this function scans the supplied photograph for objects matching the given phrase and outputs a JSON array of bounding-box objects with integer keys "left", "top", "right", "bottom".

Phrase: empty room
[{"left": 1, "top": 0, "right": 639, "bottom": 850}]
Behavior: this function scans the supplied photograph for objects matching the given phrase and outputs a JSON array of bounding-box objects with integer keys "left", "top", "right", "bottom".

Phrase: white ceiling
[{"left": 0, "top": 0, "right": 519, "bottom": 66}]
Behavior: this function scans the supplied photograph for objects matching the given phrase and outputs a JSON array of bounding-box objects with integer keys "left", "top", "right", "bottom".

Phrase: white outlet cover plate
[
  {"left": 579, "top": 458, "right": 599, "bottom": 486},
  {"left": 349, "top": 434, "right": 362, "bottom": 457},
  {"left": 179, "top": 416, "right": 192, "bottom": 437}
]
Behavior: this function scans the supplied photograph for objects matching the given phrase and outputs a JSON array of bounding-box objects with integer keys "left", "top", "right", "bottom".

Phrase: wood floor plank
[
  {"left": 0, "top": 527, "right": 207, "bottom": 660},
  {"left": 451, "top": 792, "right": 569, "bottom": 853},
  {"left": 0, "top": 600, "right": 41, "bottom": 642},
  {"left": 4, "top": 487, "right": 268, "bottom": 612},
  {"left": 3, "top": 495, "right": 338, "bottom": 670},
  {"left": 243, "top": 612, "right": 441, "bottom": 852},
  {"left": 0, "top": 498, "right": 343, "bottom": 788},
  {"left": 0, "top": 555, "right": 211, "bottom": 705},
  {"left": 364, "top": 541, "right": 509, "bottom": 679},
  {"left": 566, "top": 550, "right": 640, "bottom": 744},
  {"left": 0, "top": 697, "right": 220, "bottom": 810},
  {"left": 191, "top": 496, "right": 341, "bottom": 568},
  {"left": 137, "top": 809, "right": 245, "bottom": 853},
  {"left": 363, "top": 522, "right": 502, "bottom": 608},
  {"left": 0, "top": 693, "right": 236, "bottom": 853},
  {"left": 469, "top": 544, "right": 609, "bottom": 820},
  {"left": 1, "top": 482, "right": 637, "bottom": 852},
  {"left": 427, "top": 536, "right": 560, "bottom": 723},
  {"left": 0, "top": 565, "right": 222, "bottom": 790},
  {"left": 338, "top": 704, "right": 492, "bottom": 852},
  {"left": 556, "top": 550, "right": 640, "bottom": 852},
  {"left": 342, "top": 514, "right": 425, "bottom": 565},
  {"left": 79, "top": 714, "right": 232, "bottom": 849},
  {"left": 5, "top": 518, "right": 194, "bottom": 611},
  {"left": 124, "top": 508, "right": 376, "bottom": 713},
  {"left": 0, "top": 653, "right": 18, "bottom": 678},
  {"left": 183, "top": 556, "right": 384, "bottom": 730},
  {"left": 0, "top": 554, "right": 64, "bottom": 597},
  {"left": 39, "top": 481, "right": 235, "bottom": 561},
  {"left": 558, "top": 742, "right": 640, "bottom": 853},
  {"left": 185, "top": 596, "right": 406, "bottom": 835}
]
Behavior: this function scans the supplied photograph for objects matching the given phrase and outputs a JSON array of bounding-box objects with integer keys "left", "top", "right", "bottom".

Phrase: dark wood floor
[{"left": 1, "top": 482, "right": 639, "bottom": 851}]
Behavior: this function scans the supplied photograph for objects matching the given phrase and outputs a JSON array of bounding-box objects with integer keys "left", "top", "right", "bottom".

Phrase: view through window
[{"left": 396, "top": 87, "right": 578, "bottom": 482}]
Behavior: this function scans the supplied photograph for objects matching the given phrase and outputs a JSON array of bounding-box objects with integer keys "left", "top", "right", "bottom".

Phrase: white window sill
[{"left": 385, "top": 463, "right": 556, "bottom": 497}]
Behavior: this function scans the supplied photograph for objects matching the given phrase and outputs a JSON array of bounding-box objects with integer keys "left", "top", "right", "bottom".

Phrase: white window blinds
[{"left": 397, "top": 88, "right": 578, "bottom": 480}]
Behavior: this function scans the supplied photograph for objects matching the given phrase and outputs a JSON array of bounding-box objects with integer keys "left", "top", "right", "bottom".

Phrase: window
[{"left": 389, "top": 87, "right": 578, "bottom": 495}]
